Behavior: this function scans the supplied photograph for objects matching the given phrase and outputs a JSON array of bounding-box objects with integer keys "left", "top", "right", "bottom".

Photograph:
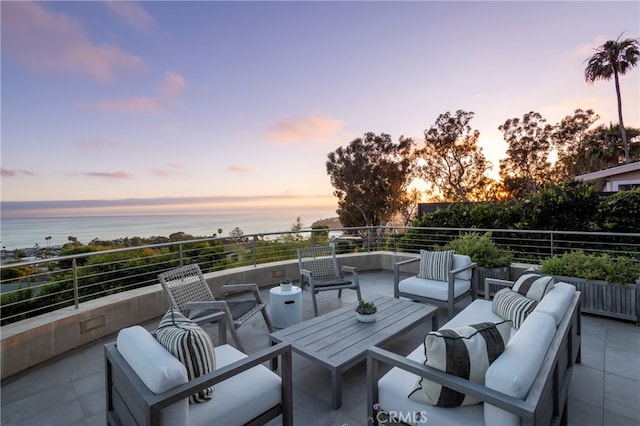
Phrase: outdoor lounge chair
[
  {"left": 297, "top": 245, "right": 362, "bottom": 316},
  {"left": 158, "top": 263, "right": 273, "bottom": 353}
]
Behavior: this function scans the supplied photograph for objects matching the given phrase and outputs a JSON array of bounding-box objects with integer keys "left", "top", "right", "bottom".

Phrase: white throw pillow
[
  {"left": 417, "top": 250, "right": 454, "bottom": 282},
  {"left": 156, "top": 308, "right": 216, "bottom": 403},
  {"left": 408, "top": 320, "right": 512, "bottom": 407},
  {"left": 512, "top": 273, "right": 554, "bottom": 302}
]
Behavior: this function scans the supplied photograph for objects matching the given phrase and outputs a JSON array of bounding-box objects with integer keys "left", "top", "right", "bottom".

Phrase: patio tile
[
  {"left": 73, "top": 372, "right": 106, "bottom": 419},
  {"left": 605, "top": 346, "right": 640, "bottom": 381},
  {"left": 1, "top": 384, "right": 85, "bottom": 426},
  {"left": 603, "top": 372, "right": 640, "bottom": 420},
  {"left": 603, "top": 409, "right": 640, "bottom": 426},
  {"left": 567, "top": 397, "right": 603, "bottom": 426},
  {"left": 569, "top": 365, "right": 604, "bottom": 407},
  {"left": 580, "top": 340, "right": 605, "bottom": 371},
  {"left": 605, "top": 321, "right": 640, "bottom": 352},
  {"left": 0, "top": 360, "right": 72, "bottom": 405}
]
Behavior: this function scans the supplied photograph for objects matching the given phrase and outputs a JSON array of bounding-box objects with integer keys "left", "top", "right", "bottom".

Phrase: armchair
[
  {"left": 394, "top": 250, "right": 476, "bottom": 321},
  {"left": 158, "top": 264, "right": 273, "bottom": 353}
]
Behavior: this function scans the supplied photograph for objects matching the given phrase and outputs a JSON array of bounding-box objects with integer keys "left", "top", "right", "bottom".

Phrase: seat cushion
[
  {"left": 512, "top": 273, "right": 554, "bottom": 302},
  {"left": 398, "top": 276, "right": 471, "bottom": 301},
  {"left": 492, "top": 288, "right": 537, "bottom": 329},
  {"left": 156, "top": 309, "right": 216, "bottom": 403},
  {"left": 188, "top": 345, "right": 282, "bottom": 426},
  {"left": 408, "top": 321, "right": 512, "bottom": 407},
  {"left": 116, "top": 326, "right": 188, "bottom": 426},
  {"left": 417, "top": 250, "right": 454, "bottom": 281}
]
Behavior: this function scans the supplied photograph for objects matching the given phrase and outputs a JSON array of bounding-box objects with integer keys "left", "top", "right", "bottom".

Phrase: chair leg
[
  {"left": 228, "top": 325, "right": 246, "bottom": 353},
  {"left": 338, "top": 289, "right": 342, "bottom": 298},
  {"left": 261, "top": 307, "right": 274, "bottom": 332},
  {"left": 355, "top": 286, "right": 362, "bottom": 302},
  {"left": 311, "top": 289, "right": 319, "bottom": 316}
]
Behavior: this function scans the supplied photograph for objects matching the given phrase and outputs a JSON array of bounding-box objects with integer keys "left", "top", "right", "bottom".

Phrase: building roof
[{"left": 575, "top": 161, "right": 640, "bottom": 181}]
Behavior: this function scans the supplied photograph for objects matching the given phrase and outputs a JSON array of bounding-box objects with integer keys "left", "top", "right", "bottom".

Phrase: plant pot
[
  {"left": 474, "top": 266, "right": 510, "bottom": 297},
  {"left": 356, "top": 313, "right": 376, "bottom": 323},
  {"left": 280, "top": 278, "right": 292, "bottom": 292},
  {"left": 549, "top": 274, "right": 638, "bottom": 323}
]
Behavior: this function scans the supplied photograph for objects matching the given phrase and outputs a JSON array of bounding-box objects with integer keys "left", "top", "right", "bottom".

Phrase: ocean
[{"left": 0, "top": 206, "right": 338, "bottom": 250}]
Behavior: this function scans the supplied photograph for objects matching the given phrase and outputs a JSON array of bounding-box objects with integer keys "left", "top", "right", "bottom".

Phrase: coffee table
[{"left": 269, "top": 295, "right": 437, "bottom": 409}]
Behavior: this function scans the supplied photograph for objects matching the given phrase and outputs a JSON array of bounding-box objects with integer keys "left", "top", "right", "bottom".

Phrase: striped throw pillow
[
  {"left": 156, "top": 308, "right": 216, "bottom": 403},
  {"left": 417, "top": 250, "right": 454, "bottom": 282},
  {"left": 512, "top": 273, "right": 554, "bottom": 302},
  {"left": 492, "top": 288, "right": 537, "bottom": 329},
  {"left": 408, "top": 321, "right": 512, "bottom": 407}
]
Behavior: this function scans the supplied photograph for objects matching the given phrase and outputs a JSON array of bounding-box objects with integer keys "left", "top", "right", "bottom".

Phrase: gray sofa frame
[
  {"left": 369, "top": 278, "right": 582, "bottom": 426},
  {"left": 105, "top": 340, "right": 293, "bottom": 426}
]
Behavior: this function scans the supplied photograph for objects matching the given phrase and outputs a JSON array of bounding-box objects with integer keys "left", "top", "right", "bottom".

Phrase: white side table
[{"left": 269, "top": 286, "right": 303, "bottom": 329}]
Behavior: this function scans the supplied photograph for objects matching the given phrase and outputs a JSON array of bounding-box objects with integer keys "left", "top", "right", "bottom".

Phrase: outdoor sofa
[{"left": 367, "top": 276, "right": 581, "bottom": 426}]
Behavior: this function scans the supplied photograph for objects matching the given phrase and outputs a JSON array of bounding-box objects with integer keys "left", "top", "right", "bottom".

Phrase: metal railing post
[
  {"left": 179, "top": 244, "right": 184, "bottom": 266},
  {"left": 550, "top": 233, "right": 554, "bottom": 257},
  {"left": 72, "top": 258, "right": 79, "bottom": 309},
  {"left": 253, "top": 235, "right": 257, "bottom": 267}
]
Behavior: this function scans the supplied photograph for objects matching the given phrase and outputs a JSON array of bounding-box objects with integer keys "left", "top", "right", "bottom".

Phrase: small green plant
[
  {"left": 540, "top": 251, "right": 640, "bottom": 285},
  {"left": 442, "top": 232, "right": 513, "bottom": 268},
  {"left": 355, "top": 300, "right": 377, "bottom": 315}
]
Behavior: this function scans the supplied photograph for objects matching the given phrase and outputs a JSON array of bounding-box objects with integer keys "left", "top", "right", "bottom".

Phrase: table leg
[
  {"left": 331, "top": 368, "right": 342, "bottom": 409},
  {"left": 431, "top": 312, "right": 438, "bottom": 331}
]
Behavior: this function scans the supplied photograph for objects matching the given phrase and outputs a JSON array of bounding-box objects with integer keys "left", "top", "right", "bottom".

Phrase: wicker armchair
[{"left": 158, "top": 264, "right": 273, "bottom": 352}]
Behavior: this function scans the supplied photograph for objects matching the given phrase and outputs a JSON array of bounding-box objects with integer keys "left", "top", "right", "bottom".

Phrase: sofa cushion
[
  {"left": 484, "top": 311, "right": 557, "bottom": 426},
  {"left": 408, "top": 321, "right": 511, "bottom": 407},
  {"left": 116, "top": 326, "right": 188, "bottom": 426},
  {"left": 417, "top": 250, "right": 454, "bottom": 282},
  {"left": 189, "top": 344, "right": 283, "bottom": 426},
  {"left": 156, "top": 308, "right": 216, "bottom": 403},
  {"left": 533, "top": 282, "right": 576, "bottom": 327},
  {"left": 492, "top": 288, "right": 537, "bottom": 329},
  {"left": 512, "top": 273, "right": 554, "bottom": 302}
]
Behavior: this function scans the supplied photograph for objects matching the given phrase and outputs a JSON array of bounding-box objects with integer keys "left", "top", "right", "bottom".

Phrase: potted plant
[
  {"left": 442, "top": 232, "right": 513, "bottom": 296},
  {"left": 539, "top": 251, "right": 640, "bottom": 323},
  {"left": 355, "top": 300, "right": 378, "bottom": 322}
]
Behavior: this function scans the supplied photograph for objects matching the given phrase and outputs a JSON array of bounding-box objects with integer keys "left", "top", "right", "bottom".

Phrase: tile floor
[{"left": 1, "top": 271, "right": 639, "bottom": 426}]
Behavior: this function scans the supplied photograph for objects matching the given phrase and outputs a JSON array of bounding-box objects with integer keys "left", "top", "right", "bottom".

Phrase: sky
[{"left": 1, "top": 1, "right": 639, "bottom": 218}]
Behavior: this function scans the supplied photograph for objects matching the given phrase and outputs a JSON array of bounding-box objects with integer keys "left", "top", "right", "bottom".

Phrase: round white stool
[{"left": 269, "top": 286, "right": 303, "bottom": 329}]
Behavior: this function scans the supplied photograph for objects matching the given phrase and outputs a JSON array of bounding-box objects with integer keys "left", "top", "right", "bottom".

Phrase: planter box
[
  {"left": 474, "top": 266, "right": 510, "bottom": 298},
  {"left": 550, "top": 275, "right": 639, "bottom": 324}
]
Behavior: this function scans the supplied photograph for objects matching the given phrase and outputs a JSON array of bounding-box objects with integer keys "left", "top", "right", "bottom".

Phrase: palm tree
[{"left": 584, "top": 35, "right": 640, "bottom": 164}]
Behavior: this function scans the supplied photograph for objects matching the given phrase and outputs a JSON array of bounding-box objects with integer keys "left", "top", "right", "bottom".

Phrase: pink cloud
[
  {"left": 158, "top": 72, "right": 186, "bottom": 98},
  {"left": 77, "top": 137, "right": 123, "bottom": 150},
  {"left": 229, "top": 165, "right": 251, "bottom": 174},
  {"left": 104, "top": 1, "right": 155, "bottom": 32},
  {"left": 2, "top": 2, "right": 145, "bottom": 82},
  {"left": 152, "top": 163, "right": 189, "bottom": 177},
  {"left": 265, "top": 116, "right": 344, "bottom": 144},
  {"left": 88, "top": 97, "right": 160, "bottom": 112},
  {"left": 1, "top": 168, "right": 35, "bottom": 177},
  {"left": 85, "top": 171, "right": 132, "bottom": 179}
]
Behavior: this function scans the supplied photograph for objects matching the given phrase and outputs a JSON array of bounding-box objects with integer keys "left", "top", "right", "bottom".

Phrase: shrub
[
  {"left": 540, "top": 251, "right": 640, "bottom": 285},
  {"left": 442, "top": 232, "right": 512, "bottom": 268}
]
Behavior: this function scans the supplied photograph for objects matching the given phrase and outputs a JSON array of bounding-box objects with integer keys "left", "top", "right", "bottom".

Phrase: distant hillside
[{"left": 311, "top": 217, "right": 341, "bottom": 229}]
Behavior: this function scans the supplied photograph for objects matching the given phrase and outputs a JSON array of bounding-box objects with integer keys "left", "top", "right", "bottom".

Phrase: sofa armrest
[
  {"left": 484, "top": 278, "right": 514, "bottom": 300},
  {"left": 366, "top": 346, "right": 535, "bottom": 424}
]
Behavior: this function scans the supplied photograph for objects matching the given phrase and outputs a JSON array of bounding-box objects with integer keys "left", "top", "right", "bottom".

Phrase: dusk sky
[{"left": 1, "top": 1, "right": 639, "bottom": 217}]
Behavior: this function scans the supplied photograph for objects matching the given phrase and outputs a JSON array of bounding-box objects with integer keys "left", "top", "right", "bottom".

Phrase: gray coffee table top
[{"left": 269, "top": 295, "right": 437, "bottom": 408}]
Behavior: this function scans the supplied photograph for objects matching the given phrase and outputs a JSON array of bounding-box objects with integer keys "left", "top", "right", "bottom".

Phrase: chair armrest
[
  {"left": 484, "top": 278, "right": 515, "bottom": 300},
  {"left": 366, "top": 346, "right": 534, "bottom": 422},
  {"left": 448, "top": 261, "right": 477, "bottom": 299},
  {"left": 393, "top": 257, "right": 420, "bottom": 297},
  {"left": 184, "top": 300, "right": 229, "bottom": 312},
  {"left": 341, "top": 265, "right": 358, "bottom": 275},
  {"left": 449, "top": 261, "right": 477, "bottom": 276},
  {"left": 149, "top": 342, "right": 293, "bottom": 413},
  {"left": 221, "top": 283, "right": 265, "bottom": 303}
]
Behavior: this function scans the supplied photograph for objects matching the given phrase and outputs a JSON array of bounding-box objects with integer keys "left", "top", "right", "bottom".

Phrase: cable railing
[{"left": 1, "top": 226, "right": 639, "bottom": 325}]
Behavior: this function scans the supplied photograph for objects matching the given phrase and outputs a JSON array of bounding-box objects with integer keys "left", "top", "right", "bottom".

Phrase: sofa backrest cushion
[
  {"left": 408, "top": 320, "right": 512, "bottom": 407},
  {"left": 116, "top": 325, "right": 188, "bottom": 426},
  {"left": 417, "top": 250, "right": 454, "bottom": 282},
  {"left": 484, "top": 311, "right": 556, "bottom": 426},
  {"left": 512, "top": 273, "right": 554, "bottom": 302},
  {"left": 156, "top": 308, "right": 216, "bottom": 403},
  {"left": 533, "top": 282, "right": 576, "bottom": 327},
  {"left": 492, "top": 288, "right": 537, "bottom": 329}
]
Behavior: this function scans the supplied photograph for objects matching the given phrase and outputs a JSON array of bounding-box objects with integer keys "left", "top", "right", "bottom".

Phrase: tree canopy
[{"left": 326, "top": 132, "right": 415, "bottom": 227}]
